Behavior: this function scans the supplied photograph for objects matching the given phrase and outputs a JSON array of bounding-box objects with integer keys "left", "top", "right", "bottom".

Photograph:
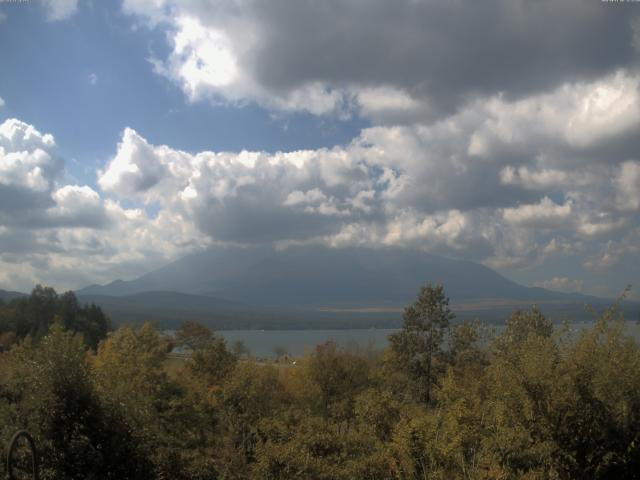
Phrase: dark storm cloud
[{"left": 233, "top": 0, "right": 639, "bottom": 114}]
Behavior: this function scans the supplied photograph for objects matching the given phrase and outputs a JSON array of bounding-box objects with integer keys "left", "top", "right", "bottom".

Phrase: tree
[
  {"left": 216, "top": 362, "right": 288, "bottom": 477},
  {"left": 500, "top": 306, "right": 552, "bottom": 348},
  {"left": 189, "top": 336, "right": 238, "bottom": 386},
  {"left": 232, "top": 340, "right": 250, "bottom": 358},
  {"left": 93, "top": 322, "right": 189, "bottom": 477},
  {"left": 388, "top": 283, "right": 454, "bottom": 404},
  {"left": 296, "top": 341, "right": 370, "bottom": 421},
  {"left": 3, "top": 323, "right": 150, "bottom": 479},
  {"left": 175, "top": 320, "right": 214, "bottom": 351},
  {"left": 0, "top": 286, "right": 110, "bottom": 349}
]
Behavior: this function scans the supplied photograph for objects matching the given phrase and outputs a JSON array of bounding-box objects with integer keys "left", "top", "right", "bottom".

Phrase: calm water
[
  {"left": 218, "top": 329, "right": 397, "bottom": 358},
  {"left": 217, "top": 321, "right": 640, "bottom": 358}
]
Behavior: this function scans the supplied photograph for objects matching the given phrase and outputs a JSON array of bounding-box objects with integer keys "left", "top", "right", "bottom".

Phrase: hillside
[
  {"left": 73, "top": 246, "right": 637, "bottom": 328},
  {"left": 78, "top": 246, "right": 579, "bottom": 306},
  {"left": 0, "top": 289, "right": 27, "bottom": 303}
]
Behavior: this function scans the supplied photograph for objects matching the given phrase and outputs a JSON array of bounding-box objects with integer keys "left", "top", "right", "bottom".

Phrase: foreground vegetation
[{"left": 0, "top": 285, "right": 639, "bottom": 479}]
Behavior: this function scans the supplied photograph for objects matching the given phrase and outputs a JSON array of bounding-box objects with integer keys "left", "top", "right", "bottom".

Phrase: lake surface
[
  {"left": 218, "top": 329, "right": 397, "bottom": 358},
  {"left": 217, "top": 321, "right": 640, "bottom": 358}
]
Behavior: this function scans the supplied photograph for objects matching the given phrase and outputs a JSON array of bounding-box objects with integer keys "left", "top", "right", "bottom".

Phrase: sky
[{"left": 0, "top": 0, "right": 639, "bottom": 299}]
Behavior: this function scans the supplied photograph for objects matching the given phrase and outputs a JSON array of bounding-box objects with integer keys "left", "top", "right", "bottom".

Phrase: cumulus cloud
[
  {"left": 91, "top": 61, "right": 640, "bottom": 272},
  {"left": 0, "top": 118, "right": 209, "bottom": 291},
  {"left": 3, "top": 0, "right": 640, "bottom": 298},
  {"left": 95, "top": 94, "right": 639, "bottom": 277},
  {"left": 47, "top": 185, "right": 110, "bottom": 228},
  {"left": 0, "top": 119, "right": 62, "bottom": 219},
  {"left": 98, "top": 128, "right": 169, "bottom": 196},
  {"left": 1, "top": 106, "right": 639, "bottom": 297},
  {"left": 503, "top": 198, "right": 573, "bottom": 228},
  {"left": 123, "top": 0, "right": 640, "bottom": 121}
]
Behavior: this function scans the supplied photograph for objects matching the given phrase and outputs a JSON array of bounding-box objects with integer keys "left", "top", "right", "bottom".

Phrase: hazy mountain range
[
  {"left": 3, "top": 246, "right": 635, "bottom": 329},
  {"left": 71, "top": 246, "right": 635, "bottom": 329},
  {"left": 78, "top": 246, "right": 576, "bottom": 304}
]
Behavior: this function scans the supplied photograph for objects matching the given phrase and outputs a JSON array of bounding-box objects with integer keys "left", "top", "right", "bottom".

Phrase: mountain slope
[
  {"left": 0, "top": 289, "right": 27, "bottom": 303},
  {"left": 78, "top": 245, "right": 583, "bottom": 307}
]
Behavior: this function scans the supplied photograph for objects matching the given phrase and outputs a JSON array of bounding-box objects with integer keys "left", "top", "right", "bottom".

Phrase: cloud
[
  {"left": 40, "top": 0, "right": 79, "bottom": 21},
  {"left": 98, "top": 127, "right": 169, "bottom": 196},
  {"left": 535, "top": 276, "right": 584, "bottom": 293},
  {"left": 502, "top": 197, "right": 573, "bottom": 228},
  {"left": 0, "top": 118, "right": 56, "bottom": 152},
  {"left": 123, "top": 0, "right": 640, "bottom": 121},
  {"left": 1, "top": 105, "right": 639, "bottom": 298},
  {"left": 0, "top": 119, "right": 62, "bottom": 221},
  {"left": 0, "top": 119, "right": 204, "bottom": 292},
  {"left": 88, "top": 73, "right": 98, "bottom": 85},
  {"left": 500, "top": 166, "right": 595, "bottom": 191},
  {"left": 0, "top": 97, "right": 4, "bottom": 108},
  {"left": 92, "top": 62, "right": 640, "bottom": 270},
  {"left": 7, "top": 0, "right": 640, "bottom": 300},
  {"left": 47, "top": 185, "right": 110, "bottom": 228},
  {"left": 615, "top": 160, "right": 640, "bottom": 211},
  {"left": 467, "top": 70, "right": 640, "bottom": 157}
]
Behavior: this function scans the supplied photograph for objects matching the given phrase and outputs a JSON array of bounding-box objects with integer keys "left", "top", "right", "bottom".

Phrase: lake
[
  {"left": 218, "top": 329, "right": 397, "bottom": 358},
  {"left": 216, "top": 321, "right": 640, "bottom": 358}
]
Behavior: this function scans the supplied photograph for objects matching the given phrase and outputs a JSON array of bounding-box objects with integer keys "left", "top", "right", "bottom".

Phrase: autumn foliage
[{"left": 0, "top": 284, "right": 639, "bottom": 479}]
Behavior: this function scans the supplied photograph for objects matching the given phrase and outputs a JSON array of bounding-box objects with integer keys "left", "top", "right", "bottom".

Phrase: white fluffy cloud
[
  {"left": 503, "top": 198, "right": 573, "bottom": 228},
  {"left": 0, "top": 119, "right": 62, "bottom": 219},
  {"left": 0, "top": 119, "right": 208, "bottom": 291},
  {"left": 84, "top": 68, "right": 640, "bottom": 294},
  {"left": 2, "top": 0, "right": 640, "bottom": 297},
  {"left": 1, "top": 96, "right": 639, "bottom": 296},
  {"left": 98, "top": 127, "right": 169, "bottom": 196}
]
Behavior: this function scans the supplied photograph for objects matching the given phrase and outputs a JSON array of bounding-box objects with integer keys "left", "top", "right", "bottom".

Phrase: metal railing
[{"left": 5, "top": 430, "right": 38, "bottom": 480}]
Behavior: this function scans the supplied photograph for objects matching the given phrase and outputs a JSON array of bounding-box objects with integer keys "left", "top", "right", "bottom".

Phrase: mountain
[
  {"left": 0, "top": 289, "right": 27, "bottom": 303},
  {"left": 78, "top": 245, "right": 580, "bottom": 306},
  {"left": 75, "top": 290, "right": 402, "bottom": 329}
]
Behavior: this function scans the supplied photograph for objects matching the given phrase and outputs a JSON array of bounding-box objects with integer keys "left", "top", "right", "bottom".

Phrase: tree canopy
[
  {"left": 0, "top": 285, "right": 110, "bottom": 349},
  {"left": 0, "top": 284, "right": 638, "bottom": 478}
]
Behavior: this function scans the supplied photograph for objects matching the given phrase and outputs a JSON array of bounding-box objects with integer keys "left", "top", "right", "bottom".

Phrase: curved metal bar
[{"left": 6, "top": 430, "right": 38, "bottom": 480}]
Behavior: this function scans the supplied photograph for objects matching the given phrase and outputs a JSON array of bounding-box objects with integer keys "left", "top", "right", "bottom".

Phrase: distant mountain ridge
[
  {"left": 77, "top": 245, "right": 582, "bottom": 307},
  {"left": 4, "top": 247, "right": 637, "bottom": 329},
  {"left": 0, "top": 289, "right": 27, "bottom": 303}
]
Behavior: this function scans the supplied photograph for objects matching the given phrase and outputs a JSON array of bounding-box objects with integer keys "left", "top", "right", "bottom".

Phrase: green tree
[
  {"left": 1, "top": 323, "right": 149, "bottom": 479},
  {"left": 0, "top": 286, "right": 109, "bottom": 349},
  {"left": 388, "top": 284, "right": 454, "bottom": 404},
  {"left": 93, "top": 323, "right": 188, "bottom": 477},
  {"left": 296, "top": 341, "right": 370, "bottom": 421},
  {"left": 497, "top": 305, "right": 553, "bottom": 350},
  {"left": 216, "top": 362, "right": 288, "bottom": 478}
]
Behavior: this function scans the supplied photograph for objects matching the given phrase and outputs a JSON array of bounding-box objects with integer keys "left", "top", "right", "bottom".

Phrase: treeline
[
  {"left": 0, "top": 285, "right": 110, "bottom": 349},
  {"left": 0, "top": 285, "right": 639, "bottom": 478}
]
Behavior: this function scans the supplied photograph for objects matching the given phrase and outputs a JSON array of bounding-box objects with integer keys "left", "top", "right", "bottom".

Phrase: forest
[{"left": 0, "top": 284, "right": 639, "bottom": 479}]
